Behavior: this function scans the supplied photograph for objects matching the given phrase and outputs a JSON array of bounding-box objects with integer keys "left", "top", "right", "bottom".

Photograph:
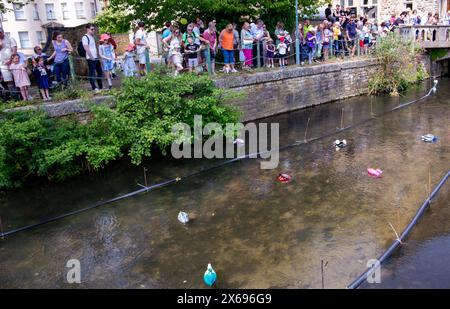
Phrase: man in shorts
[{"left": 134, "top": 21, "right": 148, "bottom": 76}]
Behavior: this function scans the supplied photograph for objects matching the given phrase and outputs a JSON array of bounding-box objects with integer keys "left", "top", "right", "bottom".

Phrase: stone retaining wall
[{"left": 215, "top": 58, "right": 379, "bottom": 122}]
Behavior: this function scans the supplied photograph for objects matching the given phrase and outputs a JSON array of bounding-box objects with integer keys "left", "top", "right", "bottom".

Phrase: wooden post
[{"left": 256, "top": 41, "right": 261, "bottom": 68}]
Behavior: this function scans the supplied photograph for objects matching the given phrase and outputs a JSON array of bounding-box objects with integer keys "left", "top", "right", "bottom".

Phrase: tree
[
  {"left": 94, "top": 7, "right": 132, "bottom": 34},
  {"left": 0, "top": 1, "right": 33, "bottom": 14},
  {"left": 107, "top": 0, "right": 330, "bottom": 32}
]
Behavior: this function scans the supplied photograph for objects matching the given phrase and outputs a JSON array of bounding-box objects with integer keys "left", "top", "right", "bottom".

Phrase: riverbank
[{"left": 4, "top": 58, "right": 379, "bottom": 123}]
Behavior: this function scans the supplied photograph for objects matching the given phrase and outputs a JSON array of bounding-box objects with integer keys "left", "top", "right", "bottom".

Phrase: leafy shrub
[
  {"left": 368, "top": 33, "right": 426, "bottom": 96},
  {"left": 0, "top": 71, "right": 241, "bottom": 190}
]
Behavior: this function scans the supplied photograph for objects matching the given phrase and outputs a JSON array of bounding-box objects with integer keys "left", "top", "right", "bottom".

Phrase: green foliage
[
  {"left": 52, "top": 80, "right": 94, "bottom": 101},
  {"left": 107, "top": 0, "right": 328, "bottom": 32},
  {"left": 0, "top": 71, "right": 240, "bottom": 190},
  {"left": 93, "top": 7, "right": 132, "bottom": 34},
  {"left": 430, "top": 49, "right": 449, "bottom": 62},
  {"left": 368, "top": 34, "right": 426, "bottom": 96}
]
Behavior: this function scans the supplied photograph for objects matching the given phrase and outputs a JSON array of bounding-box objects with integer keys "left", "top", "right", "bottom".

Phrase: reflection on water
[{"left": 0, "top": 79, "right": 449, "bottom": 288}]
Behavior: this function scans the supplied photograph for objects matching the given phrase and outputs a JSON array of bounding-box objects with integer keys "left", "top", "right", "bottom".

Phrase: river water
[{"left": 0, "top": 79, "right": 448, "bottom": 288}]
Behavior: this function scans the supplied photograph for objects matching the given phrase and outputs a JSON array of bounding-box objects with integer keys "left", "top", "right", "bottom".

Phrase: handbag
[{"left": 239, "top": 50, "right": 246, "bottom": 62}]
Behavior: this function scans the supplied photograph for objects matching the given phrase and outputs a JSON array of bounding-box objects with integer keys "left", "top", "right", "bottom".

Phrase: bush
[
  {"left": 368, "top": 33, "right": 427, "bottom": 96},
  {"left": 0, "top": 71, "right": 241, "bottom": 190}
]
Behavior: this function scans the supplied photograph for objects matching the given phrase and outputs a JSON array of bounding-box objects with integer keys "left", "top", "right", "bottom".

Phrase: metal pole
[
  {"left": 206, "top": 45, "right": 212, "bottom": 75},
  {"left": 295, "top": 0, "right": 300, "bottom": 65},
  {"left": 257, "top": 42, "right": 261, "bottom": 68},
  {"left": 145, "top": 48, "right": 151, "bottom": 73},
  {"left": 68, "top": 54, "right": 76, "bottom": 82}
]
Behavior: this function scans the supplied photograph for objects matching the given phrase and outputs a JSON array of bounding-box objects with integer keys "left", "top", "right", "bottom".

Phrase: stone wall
[
  {"left": 215, "top": 59, "right": 379, "bottom": 122},
  {"left": 332, "top": 0, "right": 441, "bottom": 21}
]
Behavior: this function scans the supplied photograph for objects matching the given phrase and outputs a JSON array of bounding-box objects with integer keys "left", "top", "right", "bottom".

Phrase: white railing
[{"left": 398, "top": 25, "right": 450, "bottom": 48}]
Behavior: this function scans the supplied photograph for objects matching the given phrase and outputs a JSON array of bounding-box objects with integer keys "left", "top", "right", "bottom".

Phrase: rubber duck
[
  {"left": 277, "top": 173, "right": 292, "bottom": 183},
  {"left": 421, "top": 134, "right": 437, "bottom": 143},
  {"left": 367, "top": 168, "right": 383, "bottom": 178},
  {"left": 334, "top": 139, "right": 347, "bottom": 149},
  {"left": 177, "top": 211, "right": 189, "bottom": 224},
  {"left": 233, "top": 138, "right": 245, "bottom": 146},
  {"left": 204, "top": 263, "right": 217, "bottom": 287}
]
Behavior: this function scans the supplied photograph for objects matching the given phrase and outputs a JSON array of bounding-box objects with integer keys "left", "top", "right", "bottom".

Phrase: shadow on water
[{"left": 0, "top": 78, "right": 449, "bottom": 288}]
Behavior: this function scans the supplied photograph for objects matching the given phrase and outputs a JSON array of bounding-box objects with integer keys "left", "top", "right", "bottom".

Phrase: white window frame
[
  {"left": 45, "top": 3, "right": 56, "bottom": 20},
  {"left": 61, "top": 3, "right": 70, "bottom": 20},
  {"left": 18, "top": 31, "right": 32, "bottom": 49},
  {"left": 13, "top": 3, "right": 26, "bottom": 20},
  {"left": 36, "top": 31, "right": 45, "bottom": 44},
  {"left": 90, "top": 2, "right": 97, "bottom": 18},
  {"left": 33, "top": 3, "right": 40, "bottom": 20},
  {"left": 75, "top": 2, "right": 86, "bottom": 19}
]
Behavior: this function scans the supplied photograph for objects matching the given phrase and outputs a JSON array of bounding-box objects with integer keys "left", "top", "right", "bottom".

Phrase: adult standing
[
  {"left": 218, "top": 24, "right": 236, "bottom": 73},
  {"left": 325, "top": 4, "right": 335, "bottom": 23},
  {"left": 250, "top": 19, "right": 265, "bottom": 67},
  {"left": 162, "top": 27, "right": 182, "bottom": 66},
  {"left": 47, "top": 31, "right": 73, "bottom": 86},
  {"left": 161, "top": 22, "right": 173, "bottom": 65},
  {"left": 0, "top": 28, "right": 18, "bottom": 100},
  {"left": 202, "top": 22, "right": 217, "bottom": 74},
  {"left": 346, "top": 17, "right": 357, "bottom": 57},
  {"left": 241, "top": 22, "right": 254, "bottom": 68},
  {"left": 134, "top": 21, "right": 148, "bottom": 76},
  {"left": 82, "top": 23, "right": 103, "bottom": 92}
]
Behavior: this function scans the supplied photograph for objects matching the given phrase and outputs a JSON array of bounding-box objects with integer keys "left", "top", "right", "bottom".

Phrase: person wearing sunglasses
[{"left": 82, "top": 23, "right": 103, "bottom": 92}]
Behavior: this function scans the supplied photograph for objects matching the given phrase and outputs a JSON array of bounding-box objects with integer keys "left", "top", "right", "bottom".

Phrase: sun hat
[{"left": 100, "top": 33, "right": 110, "bottom": 42}]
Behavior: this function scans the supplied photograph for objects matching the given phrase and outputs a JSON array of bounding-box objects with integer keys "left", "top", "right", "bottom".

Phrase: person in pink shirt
[{"left": 201, "top": 22, "right": 217, "bottom": 74}]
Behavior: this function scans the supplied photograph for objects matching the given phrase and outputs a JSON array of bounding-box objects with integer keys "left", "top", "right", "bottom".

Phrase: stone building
[{"left": 333, "top": 0, "right": 449, "bottom": 20}]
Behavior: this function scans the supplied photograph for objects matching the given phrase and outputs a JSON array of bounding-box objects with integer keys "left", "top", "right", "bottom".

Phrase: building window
[
  {"left": 13, "top": 3, "right": 26, "bottom": 20},
  {"left": 348, "top": 0, "right": 354, "bottom": 6},
  {"left": 340, "top": 0, "right": 345, "bottom": 6},
  {"left": 33, "top": 3, "right": 40, "bottom": 20},
  {"left": 61, "top": 3, "right": 70, "bottom": 19},
  {"left": 45, "top": 3, "right": 56, "bottom": 20},
  {"left": 36, "top": 31, "right": 45, "bottom": 44},
  {"left": 18, "top": 31, "right": 32, "bottom": 48},
  {"left": 75, "top": 2, "right": 85, "bottom": 19},
  {"left": 404, "top": 1, "right": 413, "bottom": 10},
  {"left": 90, "top": 2, "right": 97, "bottom": 18}
]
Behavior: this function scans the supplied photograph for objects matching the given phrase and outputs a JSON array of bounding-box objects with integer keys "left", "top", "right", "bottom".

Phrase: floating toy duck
[
  {"left": 367, "top": 168, "right": 383, "bottom": 178},
  {"left": 421, "top": 134, "right": 438, "bottom": 143},
  {"left": 177, "top": 211, "right": 189, "bottom": 224},
  {"left": 334, "top": 139, "right": 347, "bottom": 149},
  {"left": 233, "top": 138, "right": 245, "bottom": 146},
  {"left": 277, "top": 173, "right": 292, "bottom": 183},
  {"left": 204, "top": 263, "right": 217, "bottom": 287}
]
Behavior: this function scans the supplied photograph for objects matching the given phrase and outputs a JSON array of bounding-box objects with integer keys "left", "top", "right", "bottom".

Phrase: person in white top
[
  {"left": 0, "top": 28, "right": 18, "bottom": 99},
  {"left": 82, "top": 23, "right": 103, "bottom": 92},
  {"left": 134, "top": 21, "right": 148, "bottom": 76}
]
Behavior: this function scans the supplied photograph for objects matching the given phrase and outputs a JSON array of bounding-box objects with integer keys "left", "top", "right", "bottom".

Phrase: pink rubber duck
[{"left": 367, "top": 168, "right": 383, "bottom": 178}]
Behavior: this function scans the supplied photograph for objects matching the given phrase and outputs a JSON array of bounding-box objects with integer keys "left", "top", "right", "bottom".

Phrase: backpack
[{"left": 77, "top": 35, "right": 89, "bottom": 57}]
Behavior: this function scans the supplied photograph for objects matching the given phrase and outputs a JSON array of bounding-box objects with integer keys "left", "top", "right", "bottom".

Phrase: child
[
  {"left": 123, "top": 43, "right": 137, "bottom": 77},
  {"left": 306, "top": 29, "right": 316, "bottom": 65},
  {"left": 99, "top": 33, "right": 116, "bottom": 89},
  {"left": 332, "top": 22, "right": 342, "bottom": 57},
  {"left": 265, "top": 39, "right": 275, "bottom": 68},
  {"left": 185, "top": 37, "right": 200, "bottom": 72},
  {"left": 9, "top": 54, "right": 31, "bottom": 101},
  {"left": 284, "top": 31, "right": 292, "bottom": 65},
  {"left": 171, "top": 43, "right": 184, "bottom": 76},
  {"left": 33, "top": 57, "right": 51, "bottom": 101},
  {"left": 276, "top": 36, "right": 287, "bottom": 67}
]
